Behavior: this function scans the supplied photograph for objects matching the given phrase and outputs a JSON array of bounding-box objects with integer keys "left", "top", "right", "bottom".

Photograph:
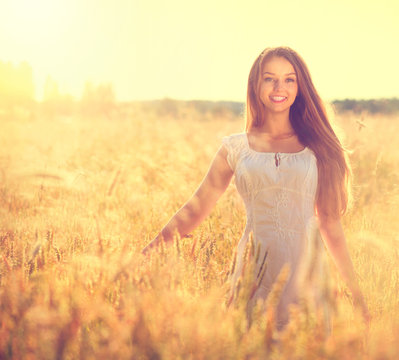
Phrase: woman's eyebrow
[{"left": 263, "top": 71, "right": 297, "bottom": 76}]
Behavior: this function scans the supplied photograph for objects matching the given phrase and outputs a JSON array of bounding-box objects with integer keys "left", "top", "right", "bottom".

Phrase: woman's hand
[
  {"left": 318, "top": 216, "right": 371, "bottom": 327},
  {"left": 353, "top": 292, "right": 371, "bottom": 326},
  {"left": 141, "top": 239, "right": 157, "bottom": 256},
  {"left": 141, "top": 235, "right": 165, "bottom": 256}
]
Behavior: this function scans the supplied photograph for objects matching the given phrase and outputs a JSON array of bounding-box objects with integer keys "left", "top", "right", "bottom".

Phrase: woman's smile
[{"left": 269, "top": 95, "right": 287, "bottom": 103}]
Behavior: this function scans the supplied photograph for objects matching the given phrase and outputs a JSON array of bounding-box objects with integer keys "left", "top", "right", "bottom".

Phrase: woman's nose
[{"left": 273, "top": 80, "right": 283, "bottom": 90}]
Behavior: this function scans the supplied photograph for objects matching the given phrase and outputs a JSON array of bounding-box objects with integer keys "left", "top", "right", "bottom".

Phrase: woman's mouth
[{"left": 270, "top": 96, "right": 287, "bottom": 103}]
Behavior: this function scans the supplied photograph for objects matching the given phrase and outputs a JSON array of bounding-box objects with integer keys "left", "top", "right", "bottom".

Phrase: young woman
[{"left": 141, "top": 46, "right": 370, "bottom": 331}]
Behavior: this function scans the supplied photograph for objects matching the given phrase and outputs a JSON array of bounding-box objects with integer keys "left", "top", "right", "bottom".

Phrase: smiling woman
[{"left": 142, "top": 46, "right": 370, "bottom": 334}]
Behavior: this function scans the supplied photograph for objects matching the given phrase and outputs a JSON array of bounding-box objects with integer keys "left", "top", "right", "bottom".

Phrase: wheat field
[{"left": 0, "top": 104, "right": 398, "bottom": 359}]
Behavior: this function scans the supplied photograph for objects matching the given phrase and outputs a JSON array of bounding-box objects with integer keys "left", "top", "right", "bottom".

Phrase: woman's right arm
[{"left": 141, "top": 144, "right": 234, "bottom": 255}]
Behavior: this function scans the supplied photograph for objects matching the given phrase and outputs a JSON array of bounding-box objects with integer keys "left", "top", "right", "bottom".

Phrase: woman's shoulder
[
  {"left": 221, "top": 132, "right": 247, "bottom": 171},
  {"left": 224, "top": 132, "right": 246, "bottom": 138},
  {"left": 222, "top": 132, "right": 247, "bottom": 145}
]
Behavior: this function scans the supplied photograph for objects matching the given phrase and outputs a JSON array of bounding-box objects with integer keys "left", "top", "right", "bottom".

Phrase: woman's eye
[
  {"left": 264, "top": 77, "right": 274, "bottom": 82},
  {"left": 286, "top": 78, "right": 295, "bottom": 83}
]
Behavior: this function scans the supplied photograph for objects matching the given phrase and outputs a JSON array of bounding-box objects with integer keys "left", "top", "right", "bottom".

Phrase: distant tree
[
  {"left": 157, "top": 98, "right": 179, "bottom": 117},
  {"left": 332, "top": 98, "right": 399, "bottom": 115},
  {"left": 80, "top": 82, "right": 116, "bottom": 118},
  {"left": 42, "top": 76, "right": 75, "bottom": 117},
  {"left": 43, "top": 76, "right": 61, "bottom": 100},
  {"left": 0, "top": 60, "right": 34, "bottom": 108}
]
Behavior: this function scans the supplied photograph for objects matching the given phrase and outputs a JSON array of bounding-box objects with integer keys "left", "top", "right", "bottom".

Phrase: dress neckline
[{"left": 244, "top": 132, "right": 308, "bottom": 155}]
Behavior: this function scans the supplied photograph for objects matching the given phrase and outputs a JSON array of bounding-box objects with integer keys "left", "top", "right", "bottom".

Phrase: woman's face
[{"left": 259, "top": 56, "right": 298, "bottom": 115}]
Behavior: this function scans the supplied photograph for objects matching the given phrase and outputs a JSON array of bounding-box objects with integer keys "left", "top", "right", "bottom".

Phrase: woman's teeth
[{"left": 270, "top": 96, "right": 287, "bottom": 102}]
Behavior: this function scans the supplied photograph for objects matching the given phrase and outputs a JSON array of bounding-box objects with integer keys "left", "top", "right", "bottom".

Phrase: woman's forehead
[{"left": 262, "top": 56, "right": 296, "bottom": 74}]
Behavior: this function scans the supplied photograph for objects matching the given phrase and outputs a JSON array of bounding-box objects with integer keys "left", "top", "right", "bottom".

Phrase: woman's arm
[
  {"left": 141, "top": 144, "right": 234, "bottom": 255},
  {"left": 318, "top": 216, "right": 371, "bottom": 323}
]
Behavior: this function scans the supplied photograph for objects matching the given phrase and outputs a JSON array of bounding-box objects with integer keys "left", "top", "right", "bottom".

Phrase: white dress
[{"left": 222, "top": 132, "right": 328, "bottom": 330}]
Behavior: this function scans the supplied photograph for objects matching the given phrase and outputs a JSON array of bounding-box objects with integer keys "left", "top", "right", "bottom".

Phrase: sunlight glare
[{"left": 3, "top": 0, "right": 70, "bottom": 45}]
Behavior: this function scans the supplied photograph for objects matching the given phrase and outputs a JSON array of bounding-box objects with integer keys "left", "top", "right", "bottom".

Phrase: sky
[{"left": 1, "top": 0, "right": 398, "bottom": 102}]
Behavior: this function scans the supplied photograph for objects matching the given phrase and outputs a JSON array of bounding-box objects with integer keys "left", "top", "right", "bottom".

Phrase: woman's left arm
[{"left": 318, "top": 216, "right": 371, "bottom": 324}]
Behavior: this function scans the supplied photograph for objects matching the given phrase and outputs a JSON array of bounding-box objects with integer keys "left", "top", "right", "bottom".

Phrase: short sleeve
[{"left": 222, "top": 135, "right": 237, "bottom": 172}]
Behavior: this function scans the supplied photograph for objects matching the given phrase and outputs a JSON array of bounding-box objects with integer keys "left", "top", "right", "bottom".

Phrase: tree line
[
  {"left": 1, "top": 60, "right": 398, "bottom": 116},
  {"left": 332, "top": 98, "right": 399, "bottom": 115}
]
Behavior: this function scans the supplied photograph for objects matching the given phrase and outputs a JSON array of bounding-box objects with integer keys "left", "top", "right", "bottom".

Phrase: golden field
[{"left": 0, "top": 103, "right": 398, "bottom": 359}]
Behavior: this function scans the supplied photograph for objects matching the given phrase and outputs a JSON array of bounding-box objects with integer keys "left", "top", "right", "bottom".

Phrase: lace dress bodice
[{"left": 222, "top": 132, "right": 322, "bottom": 329}]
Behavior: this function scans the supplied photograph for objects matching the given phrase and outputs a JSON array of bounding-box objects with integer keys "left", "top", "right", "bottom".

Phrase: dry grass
[{"left": 0, "top": 106, "right": 398, "bottom": 359}]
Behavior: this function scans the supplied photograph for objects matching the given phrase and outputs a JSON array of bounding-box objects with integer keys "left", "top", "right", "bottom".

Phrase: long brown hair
[{"left": 246, "top": 46, "right": 351, "bottom": 219}]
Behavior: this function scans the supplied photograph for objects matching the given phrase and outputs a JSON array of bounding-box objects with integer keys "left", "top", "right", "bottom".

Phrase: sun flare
[{"left": 4, "top": 0, "right": 70, "bottom": 44}]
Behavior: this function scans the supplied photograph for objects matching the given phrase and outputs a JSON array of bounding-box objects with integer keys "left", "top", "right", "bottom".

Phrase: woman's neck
[{"left": 255, "top": 112, "right": 294, "bottom": 137}]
